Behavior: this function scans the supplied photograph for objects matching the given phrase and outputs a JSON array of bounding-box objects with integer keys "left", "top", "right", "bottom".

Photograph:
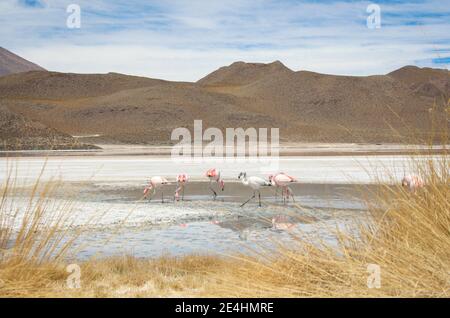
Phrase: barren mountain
[
  {"left": 0, "top": 71, "right": 165, "bottom": 99},
  {"left": 388, "top": 65, "right": 450, "bottom": 99},
  {"left": 213, "top": 70, "right": 432, "bottom": 131},
  {"left": 0, "top": 53, "right": 448, "bottom": 149},
  {"left": 0, "top": 47, "right": 46, "bottom": 77},
  {"left": 0, "top": 75, "right": 284, "bottom": 144},
  {"left": 0, "top": 105, "right": 95, "bottom": 150},
  {"left": 197, "top": 60, "right": 293, "bottom": 86}
]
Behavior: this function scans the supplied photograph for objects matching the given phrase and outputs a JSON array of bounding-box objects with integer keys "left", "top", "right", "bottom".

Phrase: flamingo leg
[
  {"left": 258, "top": 191, "right": 261, "bottom": 207},
  {"left": 241, "top": 191, "right": 256, "bottom": 207},
  {"left": 287, "top": 186, "right": 296, "bottom": 203},
  {"left": 174, "top": 184, "right": 182, "bottom": 202},
  {"left": 148, "top": 188, "right": 156, "bottom": 201},
  {"left": 209, "top": 180, "right": 217, "bottom": 200},
  {"left": 161, "top": 190, "right": 164, "bottom": 203},
  {"left": 182, "top": 186, "right": 185, "bottom": 201}
]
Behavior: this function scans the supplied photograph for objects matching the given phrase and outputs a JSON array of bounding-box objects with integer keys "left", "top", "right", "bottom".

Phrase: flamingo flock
[
  {"left": 143, "top": 168, "right": 295, "bottom": 206},
  {"left": 143, "top": 170, "right": 425, "bottom": 206}
]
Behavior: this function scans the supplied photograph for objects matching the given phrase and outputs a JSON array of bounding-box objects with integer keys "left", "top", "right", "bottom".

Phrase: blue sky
[{"left": 1, "top": 0, "right": 449, "bottom": 80}]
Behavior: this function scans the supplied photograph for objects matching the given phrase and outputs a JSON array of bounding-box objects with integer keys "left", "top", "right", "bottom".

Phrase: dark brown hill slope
[
  {"left": 197, "top": 60, "right": 293, "bottom": 86},
  {"left": 388, "top": 65, "right": 449, "bottom": 99},
  {"left": 219, "top": 70, "right": 431, "bottom": 130},
  {"left": 0, "top": 47, "right": 46, "bottom": 77},
  {"left": 0, "top": 71, "right": 165, "bottom": 99},
  {"left": 0, "top": 105, "right": 95, "bottom": 150}
]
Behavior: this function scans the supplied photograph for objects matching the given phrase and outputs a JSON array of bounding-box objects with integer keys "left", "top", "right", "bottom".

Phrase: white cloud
[{"left": 1, "top": 0, "right": 449, "bottom": 81}]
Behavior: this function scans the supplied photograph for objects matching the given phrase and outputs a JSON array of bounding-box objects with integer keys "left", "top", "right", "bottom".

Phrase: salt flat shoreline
[
  {"left": 1, "top": 152, "right": 440, "bottom": 185},
  {"left": 0, "top": 143, "right": 446, "bottom": 158}
]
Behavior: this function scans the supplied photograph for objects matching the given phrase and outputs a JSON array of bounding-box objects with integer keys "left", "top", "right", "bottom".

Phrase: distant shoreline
[{"left": 0, "top": 143, "right": 446, "bottom": 158}]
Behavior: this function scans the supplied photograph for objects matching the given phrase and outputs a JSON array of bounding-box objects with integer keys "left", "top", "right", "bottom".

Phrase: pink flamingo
[
  {"left": 174, "top": 174, "right": 188, "bottom": 201},
  {"left": 269, "top": 172, "right": 297, "bottom": 204},
  {"left": 402, "top": 174, "right": 424, "bottom": 193},
  {"left": 206, "top": 168, "right": 224, "bottom": 200},
  {"left": 143, "top": 176, "right": 170, "bottom": 202}
]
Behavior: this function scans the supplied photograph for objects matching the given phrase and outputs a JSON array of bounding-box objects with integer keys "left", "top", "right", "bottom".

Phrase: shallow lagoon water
[
  {"left": 0, "top": 154, "right": 422, "bottom": 259},
  {"left": 64, "top": 195, "right": 367, "bottom": 260}
]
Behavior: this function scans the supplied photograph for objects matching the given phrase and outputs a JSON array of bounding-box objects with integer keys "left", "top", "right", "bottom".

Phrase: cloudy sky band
[{"left": 1, "top": 0, "right": 449, "bottom": 81}]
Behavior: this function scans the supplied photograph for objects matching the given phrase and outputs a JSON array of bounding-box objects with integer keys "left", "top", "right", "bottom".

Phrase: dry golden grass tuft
[
  {"left": 0, "top": 162, "right": 101, "bottom": 297},
  {"left": 53, "top": 255, "right": 229, "bottom": 297}
]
